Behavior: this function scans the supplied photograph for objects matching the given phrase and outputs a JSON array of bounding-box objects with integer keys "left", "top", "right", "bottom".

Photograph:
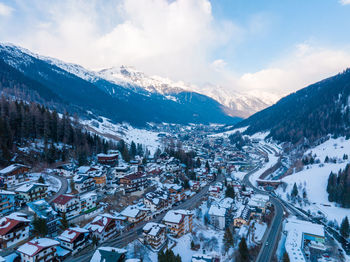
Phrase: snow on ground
[
  {"left": 249, "top": 143, "right": 280, "bottom": 186},
  {"left": 231, "top": 171, "right": 247, "bottom": 181},
  {"left": 208, "top": 126, "right": 249, "bottom": 138},
  {"left": 172, "top": 234, "right": 197, "bottom": 262},
  {"left": 81, "top": 117, "right": 163, "bottom": 154},
  {"left": 252, "top": 222, "right": 267, "bottom": 243},
  {"left": 305, "top": 136, "right": 350, "bottom": 161},
  {"left": 276, "top": 162, "right": 350, "bottom": 224},
  {"left": 249, "top": 131, "right": 270, "bottom": 140},
  {"left": 28, "top": 172, "right": 62, "bottom": 193}
]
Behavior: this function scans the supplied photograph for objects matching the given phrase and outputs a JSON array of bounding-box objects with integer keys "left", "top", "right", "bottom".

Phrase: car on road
[{"left": 265, "top": 242, "right": 269, "bottom": 246}]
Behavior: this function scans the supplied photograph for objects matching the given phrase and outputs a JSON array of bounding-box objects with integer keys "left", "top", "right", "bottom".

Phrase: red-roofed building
[
  {"left": 85, "top": 214, "right": 120, "bottom": 242},
  {"left": 17, "top": 238, "right": 60, "bottom": 262},
  {"left": 0, "top": 212, "right": 30, "bottom": 249},
  {"left": 119, "top": 172, "right": 148, "bottom": 193},
  {"left": 52, "top": 194, "right": 80, "bottom": 219},
  {"left": 97, "top": 153, "right": 118, "bottom": 166},
  {"left": 58, "top": 227, "right": 90, "bottom": 254}
]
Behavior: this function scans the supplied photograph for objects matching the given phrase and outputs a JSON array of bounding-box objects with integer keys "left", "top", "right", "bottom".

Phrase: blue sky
[{"left": 1, "top": 0, "right": 350, "bottom": 101}]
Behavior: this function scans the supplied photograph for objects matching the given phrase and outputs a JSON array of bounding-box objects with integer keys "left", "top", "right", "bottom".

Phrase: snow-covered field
[
  {"left": 209, "top": 126, "right": 249, "bottom": 138},
  {"left": 305, "top": 136, "right": 350, "bottom": 162},
  {"left": 276, "top": 137, "right": 350, "bottom": 224},
  {"left": 82, "top": 117, "right": 163, "bottom": 154}
]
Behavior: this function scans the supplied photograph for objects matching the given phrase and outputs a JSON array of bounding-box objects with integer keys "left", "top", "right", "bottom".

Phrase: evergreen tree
[
  {"left": 291, "top": 183, "right": 299, "bottom": 198},
  {"left": 325, "top": 156, "right": 329, "bottom": 163},
  {"left": 60, "top": 213, "right": 69, "bottom": 230},
  {"left": 225, "top": 185, "right": 235, "bottom": 199},
  {"left": 223, "top": 227, "right": 234, "bottom": 252},
  {"left": 341, "top": 216, "right": 350, "bottom": 238},
  {"left": 38, "top": 175, "right": 45, "bottom": 184},
  {"left": 196, "top": 157, "right": 201, "bottom": 168},
  {"left": 32, "top": 217, "right": 48, "bottom": 237},
  {"left": 205, "top": 160, "right": 210, "bottom": 172},
  {"left": 237, "top": 237, "right": 249, "bottom": 262},
  {"left": 130, "top": 141, "right": 137, "bottom": 158},
  {"left": 283, "top": 252, "right": 290, "bottom": 262}
]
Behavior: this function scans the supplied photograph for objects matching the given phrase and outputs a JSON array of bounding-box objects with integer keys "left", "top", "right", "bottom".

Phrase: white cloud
[
  {"left": 340, "top": 0, "right": 350, "bottom": 5},
  {"left": 235, "top": 44, "right": 350, "bottom": 99},
  {"left": 0, "top": 3, "right": 13, "bottom": 16},
  {"left": 1, "top": 0, "right": 239, "bottom": 84}
]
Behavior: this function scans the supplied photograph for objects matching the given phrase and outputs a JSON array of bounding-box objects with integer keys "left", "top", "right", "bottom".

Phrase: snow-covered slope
[
  {"left": 99, "top": 66, "right": 275, "bottom": 118},
  {"left": 81, "top": 116, "right": 162, "bottom": 154}
]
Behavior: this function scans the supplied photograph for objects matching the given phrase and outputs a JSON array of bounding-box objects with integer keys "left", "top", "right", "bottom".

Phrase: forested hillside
[
  {"left": 0, "top": 97, "right": 114, "bottom": 166},
  {"left": 236, "top": 69, "right": 350, "bottom": 144}
]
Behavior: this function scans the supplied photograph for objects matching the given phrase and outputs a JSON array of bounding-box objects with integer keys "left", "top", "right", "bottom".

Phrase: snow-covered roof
[
  {"left": 163, "top": 209, "right": 192, "bottom": 224},
  {"left": 143, "top": 222, "right": 166, "bottom": 237},
  {"left": 58, "top": 227, "right": 89, "bottom": 243},
  {"left": 17, "top": 238, "right": 60, "bottom": 257},
  {"left": 15, "top": 183, "right": 48, "bottom": 193},
  {"left": 208, "top": 205, "right": 226, "bottom": 217},
  {"left": 0, "top": 164, "right": 28, "bottom": 175}
]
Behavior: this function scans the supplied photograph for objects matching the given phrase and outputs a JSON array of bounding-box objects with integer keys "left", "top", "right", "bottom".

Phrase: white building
[
  {"left": 284, "top": 218, "right": 325, "bottom": 262},
  {"left": 208, "top": 205, "right": 226, "bottom": 230},
  {"left": 17, "top": 238, "right": 60, "bottom": 262}
]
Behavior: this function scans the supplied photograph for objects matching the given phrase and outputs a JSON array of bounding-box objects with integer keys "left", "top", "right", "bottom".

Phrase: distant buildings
[
  {"left": 208, "top": 205, "right": 226, "bottom": 230},
  {"left": 85, "top": 214, "right": 121, "bottom": 242}
]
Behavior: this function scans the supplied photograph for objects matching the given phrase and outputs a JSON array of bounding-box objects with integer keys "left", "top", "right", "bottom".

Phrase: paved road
[
  {"left": 47, "top": 172, "right": 68, "bottom": 203},
  {"left": 66, "top": 173, "right": 223, "bottom": 262},
  {"left": 242, "top": 164, "right": 285, "bottom": 262}
]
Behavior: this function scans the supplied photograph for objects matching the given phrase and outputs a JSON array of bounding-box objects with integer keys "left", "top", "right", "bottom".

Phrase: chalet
[
  {"left": 142, "top": 222, "right": 167, "bottom": 250},
  {"left": 52, "top": 194, "right": 80, "bottom": 218},
  {"left": 17, "top": 238, "right": 60, "bottom": 262},
  {"left": 162, "top": 210, "right": 193, "bottom": 238},
  {"left": 0, "top": 164, "right": 30, "bottom": 188},
  {"left": 15, "top": 183, "right": 48, "bottom": 205},
  {"left": 27, "top": 200, "right": 59, "bottom": 235},
  {"left": 163, "top": 184, "right": 185, "bottom": 204},
  {"left": 0, "top": 190, "right": 16, "bottom": 215},
  {"left": 85, "top": 214, "right": 120, "bottom": 242},
  {"left": 58, "top": 227, "right": 90, "bottom": 254},
  {"left": 119, "top": 172, "right": 148, "bottom": 193},
  {"left": 73, "top": 174, "right": 95, "bottom": 193},
  {"left": 80, "top": 192, "right": 97, "bottom": 213},
  {"left": 143, "top": 190, "right": 169, "bottom": 213},
  {"left": 120, "top": 205, "right": 149, "bottom": 224},
  {"left": 0, "top": 212, "right": 30, "bottom": 249},
  {"left": 97, "top": 153, "right": 118, "bottom": 166}
]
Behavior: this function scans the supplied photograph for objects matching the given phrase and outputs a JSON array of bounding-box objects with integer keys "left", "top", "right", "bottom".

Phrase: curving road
[
  {"left": 242, "top": 164, "right": 285, "bottom": 262},
  {"left": 47, "top": 172, "right": 68, "bottom": 203}
]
